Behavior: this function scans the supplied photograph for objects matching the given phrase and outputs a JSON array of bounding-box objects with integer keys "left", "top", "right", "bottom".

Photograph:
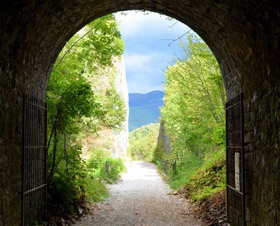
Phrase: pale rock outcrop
[{"left": 112, "top": 57, "right": 129, "bottom": 158}]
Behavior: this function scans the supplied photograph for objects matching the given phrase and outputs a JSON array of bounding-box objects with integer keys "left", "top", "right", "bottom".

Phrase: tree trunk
[{"left": 48, "top": 127, "right": 57, "bottom": 186}]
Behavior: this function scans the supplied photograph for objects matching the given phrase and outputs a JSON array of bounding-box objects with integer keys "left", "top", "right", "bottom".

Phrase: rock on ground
[{"left": 74, "top": 161, "right": 202, "bottom": 226}]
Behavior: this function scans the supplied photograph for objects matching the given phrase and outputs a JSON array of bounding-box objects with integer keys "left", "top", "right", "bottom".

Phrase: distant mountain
[{"left": 129, "top": 90, "right": 164, "bottom": 131}]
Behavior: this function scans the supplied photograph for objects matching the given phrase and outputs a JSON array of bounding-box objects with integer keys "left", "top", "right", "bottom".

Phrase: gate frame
[
  {"left": 226, "top": 93, "right": 245, "bottom": 226},
  {"left": 22, "top": 93, "right": 47, "bottom": 226}
]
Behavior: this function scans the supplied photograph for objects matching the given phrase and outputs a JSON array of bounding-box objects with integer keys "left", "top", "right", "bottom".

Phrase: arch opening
[
  {"left": 46, "top": 11, "right": 229, "bottom": 226},
  {"left": 1, "top": 1, "right": 280, "bottom": 226},
  {"left": 44, "top": 11, "right": 228, "bottom": 225}
]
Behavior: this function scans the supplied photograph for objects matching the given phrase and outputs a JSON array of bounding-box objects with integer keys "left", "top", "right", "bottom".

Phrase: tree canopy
[
  {"left": 46, "top": 14, "right": 127, "bottom": 217},
  {"left": 161, "top": 34, "right": 226, "bottom": 157}
]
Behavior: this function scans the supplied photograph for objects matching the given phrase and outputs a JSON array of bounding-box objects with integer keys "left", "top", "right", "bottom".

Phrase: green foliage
[
  {"left": 46, "top": 14, "right": 126, "bottom": 215},
  {"left": 48, "top": 146, "right": 126, "bottom": 210},
  {"left": 154, "top": 34, "right": 226, "bottom": 204},
  {"left": 128, "top": 123, "right": 160, "bottom": 161},
  {"left": 53, "top": 14, "right": 124, "bottom": 72},
  {"left": 153, "top": 143, "right": 164, "bottom": 165},
  {"left": 84, "top": 148, "right": 126, "bottom": 202},
  {"left": 184, "top": 149, "right": 226, "bottom": 202},
  {"left": 84, "top": 177, "right": 108, "bottom": 203},
  {"left": 87, "top": 148, "right": 125, "bottom": 183},
  {"left": 167, "top": 152, "right": 204, "bottom": 189},
  {"left": 101, "top": 88, "right": 127, "bottom": 129},
  {"left": 161, "top": 34, "right": 226, "bottom": 156},
  {"left": 47, "top": 144, "right": 88, "bottom": 212}
]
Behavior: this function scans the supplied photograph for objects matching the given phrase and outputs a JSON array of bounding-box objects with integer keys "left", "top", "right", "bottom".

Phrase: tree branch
[
  {"left": 160, "top": 30, "right": 191, "bottom": 46},
  {"left": 53, "top": 21, "right": 102, "bottom": 70}
]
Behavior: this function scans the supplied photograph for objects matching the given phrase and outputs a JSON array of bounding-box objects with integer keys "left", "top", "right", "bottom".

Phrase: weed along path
[{"left": 74, "top": 161, "right": 202, "bottom": 226}]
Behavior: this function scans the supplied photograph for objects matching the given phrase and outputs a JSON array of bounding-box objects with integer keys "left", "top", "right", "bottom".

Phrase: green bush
[
  {"left": 168, "top": 155, "right": 204, "bottom": 190},
  {"left": 87, "top": 148, "right": 126, "bottom": 184},
  {"left": 47, "top": 146, "right": 125, "bottom": 213},
  {"left": 47, "top": 145, "right": 88, "bottom": 213},
  {"left": 84, "top": 177, "right": 108, "bottom": 202},
  {"left": 154, "top": 145, "right": 226, "bottom": 203},
  {"left": 45, "top": 14, "right": 127, "bottom": 224},
  {"left": 153, "top": 34, "right": 226, "bottom": 207},
  {"left": 128, "top": 123, "right": 159, "bottom": 161},
  {"left": 171, "top": 148, "right": 225, "bottom": 203}
]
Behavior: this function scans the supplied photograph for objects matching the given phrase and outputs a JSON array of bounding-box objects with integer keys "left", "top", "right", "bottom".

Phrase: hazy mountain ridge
[{"left": 129, "top": 91, "right": 164, "bottom": 131}]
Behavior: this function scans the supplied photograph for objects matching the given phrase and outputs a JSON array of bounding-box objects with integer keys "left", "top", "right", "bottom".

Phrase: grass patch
[
  {"left": 167, "top": 153, "right": 204, "bottom": 190},
  {"left": 156, "top": 147, "right": 226, "bottom": 203},
  {"left": 180, "top": 148, "right": 226, "bottom": 203}
]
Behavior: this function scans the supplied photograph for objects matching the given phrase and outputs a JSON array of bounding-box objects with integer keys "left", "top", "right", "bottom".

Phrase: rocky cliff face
[
  {"left": 157, "top": 120, "right": 171, "bottom": 153},
  {"left": 80, "top": 56, "right": 129, "bottom": 159},
  {"left": 112, "top": 57, "right": 129, "bottom": 158}
]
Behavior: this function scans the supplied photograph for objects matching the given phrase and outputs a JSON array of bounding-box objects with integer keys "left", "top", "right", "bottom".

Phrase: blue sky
[{"left": 115, "top": 11, "right": 191, "bottom": 94}]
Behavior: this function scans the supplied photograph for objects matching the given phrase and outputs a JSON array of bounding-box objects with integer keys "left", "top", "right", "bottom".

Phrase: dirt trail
[{"left": 74, "top": 161, "right": 202, "bottom": 226}]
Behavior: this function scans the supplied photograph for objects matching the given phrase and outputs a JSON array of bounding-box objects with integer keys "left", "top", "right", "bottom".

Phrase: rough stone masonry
[{"left": 0, "top": 0, "right": 280, "bottom": 225}]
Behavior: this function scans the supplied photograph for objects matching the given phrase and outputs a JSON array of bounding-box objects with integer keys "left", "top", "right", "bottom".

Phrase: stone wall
[
  {"left": 0, "top": 62, "right": 24, "bottom": 225},
  {"left": 243, "top": 87, "right": 280, "bottom": 225},
  {"left": 157, "top": 120, "right": 171, "bottom": 154},
  {"left": 0, "top": 0, "right": 280, "bottom": 225},
  {"left": 156, "top": 120, "right": 172, "bottom": 172}
]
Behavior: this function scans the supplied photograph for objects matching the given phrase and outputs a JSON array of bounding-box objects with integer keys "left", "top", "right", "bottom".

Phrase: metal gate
[
  {"left": 226, "top": 93, "right": 245, "bottom": 226},
  {"left": 22, "top": 93, "right": 47, "bottom": 226}
]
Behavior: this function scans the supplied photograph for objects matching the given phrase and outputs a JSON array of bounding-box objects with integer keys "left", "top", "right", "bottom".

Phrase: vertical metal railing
[
  {"left": 226, "top": 93, "right": 245, "bottom": 226},
  {"left": 22, "top": 93, "right": 47, "bottom": 226}
]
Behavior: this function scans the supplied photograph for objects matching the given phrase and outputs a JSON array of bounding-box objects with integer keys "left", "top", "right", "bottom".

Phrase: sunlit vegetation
[
  {"left": 128, "top": 123, "right": 159, "bottom": 161},
  {"left": 47, "top": 12, "right": 226, "bottom": 224},
  {"left": 46, "top": 14, "right": 126, "bottom": 219},
  {"left": 154, "top": 34, "right": 226, "bottom": 198},
  {"left": 129, "top": 34, "right": 226, "bottom": 223}
]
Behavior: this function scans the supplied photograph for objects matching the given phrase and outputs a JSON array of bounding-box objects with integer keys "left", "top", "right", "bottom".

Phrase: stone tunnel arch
[{"left": 0, "top": 1, "right": 280, "bottom": 225}]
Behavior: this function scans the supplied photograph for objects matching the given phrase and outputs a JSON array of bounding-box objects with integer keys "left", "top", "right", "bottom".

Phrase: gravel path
[{"left": 74, "top": 161, "right": 202, "bottom": 226}]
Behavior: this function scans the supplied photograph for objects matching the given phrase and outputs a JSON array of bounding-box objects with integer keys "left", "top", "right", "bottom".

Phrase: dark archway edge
[{"left": 0, "top": 1, "right": 280, "bottom": 225}]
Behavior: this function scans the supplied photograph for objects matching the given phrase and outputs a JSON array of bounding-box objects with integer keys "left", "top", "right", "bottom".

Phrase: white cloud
[
  {"left": 123, "top": 51, "right": 173, "bottom": 79},
  {"left": 115, "top": 11, "right": 166, "bottom": 37},
  {"left": 124, "top": 51, "right": 170, "bottom": 68},
  {"left": 124, "top": 53, "right": 151, "bottom": 69},
  {"left": 115, "top": 11, "right": 191, "bottom": 40},
  {"left": 114, "top": 11, "right": 193, "bottom": 93}
]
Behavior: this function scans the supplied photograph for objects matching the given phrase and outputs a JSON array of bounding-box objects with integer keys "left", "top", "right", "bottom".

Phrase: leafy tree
[
  {"left": 161, "top": 34, "right": 226, "bottom": 159},
  {"left": 46, "top": 14, "right": 126, "bottom": 214},
  {"left": 128, "top": 123, "right": 160, "bottom": 161},
  {"left": 154, "top": 34, "right": 226, "bottom": 199}
]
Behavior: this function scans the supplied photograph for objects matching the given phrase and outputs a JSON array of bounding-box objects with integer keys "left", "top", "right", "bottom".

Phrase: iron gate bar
[
  {"left": 22, "top": 93, "right": 25, "bottom": 226},
  {"left": 22, "top": 93, "right": 47, "bottom": 226},
  {"left": 227, "top": 185, "right": 243, "bottom": 195},
  {"left": 24, "top": 184, "right": 47, "bottom": 195},
  {"left": 24, "top": 146, "right": 47, "bottom": 149},
  {"left": 226, "top": 93, "right": 245, "bottom": 226}
]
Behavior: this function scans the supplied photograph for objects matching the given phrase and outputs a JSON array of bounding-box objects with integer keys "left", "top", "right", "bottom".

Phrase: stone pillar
[
  {"left": 0, "top": 61, "right": 23, "bottom": 225},
  {"left": 243, "top": 87, "right": 280, "bottom": 225}
]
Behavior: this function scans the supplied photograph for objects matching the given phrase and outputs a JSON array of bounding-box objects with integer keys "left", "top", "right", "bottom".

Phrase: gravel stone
[{"left": 74, "top": 161, "right": 202, "bottom": 226}]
